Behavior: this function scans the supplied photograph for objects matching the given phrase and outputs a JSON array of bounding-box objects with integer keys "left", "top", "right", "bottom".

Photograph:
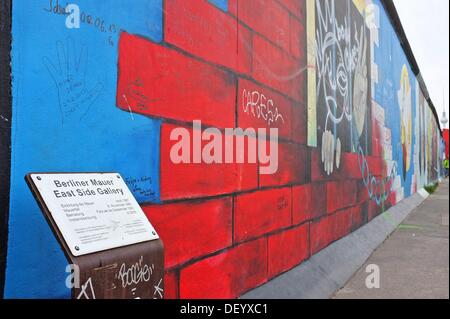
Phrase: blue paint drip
[
  {"left": 5, "top": 0, "right": 163, "bottom": 298},
  {"left": 208, "top": 0, "right": 228, "bottom": 12}
]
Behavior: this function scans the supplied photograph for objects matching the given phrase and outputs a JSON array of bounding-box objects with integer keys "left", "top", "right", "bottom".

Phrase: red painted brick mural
[
  {"left": 115, "top": 0, "right": 314, "bottom": 299},
  {"left": 113, "top": 0, "right": 443, "bottom": 299}
]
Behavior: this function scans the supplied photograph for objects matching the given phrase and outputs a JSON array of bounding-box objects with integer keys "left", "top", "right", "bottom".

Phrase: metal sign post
[{"left": 25, "top": 172, "right": 164, "bottom": 299}]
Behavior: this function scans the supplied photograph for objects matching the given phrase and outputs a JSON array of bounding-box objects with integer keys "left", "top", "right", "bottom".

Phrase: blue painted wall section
[
  {"left": 208, "top": 0, "right": 228, "bottom": 12},
  {"left": 374, "top": 0, "right": 416, "bottom": 199},
  {"left": 5, "top": 0, "right": 163, "bottom": 298}
]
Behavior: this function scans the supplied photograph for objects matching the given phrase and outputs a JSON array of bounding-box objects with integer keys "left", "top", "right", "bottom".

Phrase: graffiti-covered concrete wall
[{"left": 1, "top": 0, "right": 443, "bottom": 298}]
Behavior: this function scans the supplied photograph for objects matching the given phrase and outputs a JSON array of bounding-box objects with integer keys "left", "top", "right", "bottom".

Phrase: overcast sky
[{"left": 393, "top": 0, "right": 449, "bottom": 129}]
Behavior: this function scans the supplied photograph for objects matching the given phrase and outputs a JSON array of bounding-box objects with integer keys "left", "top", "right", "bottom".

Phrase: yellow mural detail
[
  {"left": 307, "top": 0, "right": 317, "bottom": 147},
  {"left": 353, "top": 0, "right": 368, "bottom": 14},
  {"left": 398, "top": 65, "right": 412, "bottom": 174}
]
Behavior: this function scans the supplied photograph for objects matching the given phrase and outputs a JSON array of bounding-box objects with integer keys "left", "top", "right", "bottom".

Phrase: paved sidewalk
[{"left": 334, "top": 179, "right": 449, "bottom": 299}]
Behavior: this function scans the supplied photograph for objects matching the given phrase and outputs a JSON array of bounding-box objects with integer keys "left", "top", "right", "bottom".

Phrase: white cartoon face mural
[{"left": 315, "top": 0, "right": 372, "bottom": 176}]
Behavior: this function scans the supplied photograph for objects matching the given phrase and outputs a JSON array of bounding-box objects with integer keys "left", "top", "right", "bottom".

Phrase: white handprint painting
[{"left": 43, "top": 38, "right": 103, "bottom": 125}]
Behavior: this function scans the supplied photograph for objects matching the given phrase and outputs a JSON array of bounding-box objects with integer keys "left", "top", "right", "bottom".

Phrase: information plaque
[{"left": 26, "top": 172, "right": 159, "bottom": 257}]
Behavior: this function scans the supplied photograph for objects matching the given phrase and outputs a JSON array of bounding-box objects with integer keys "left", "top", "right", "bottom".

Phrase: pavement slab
[{"left": 334, "top": 179, "right": 449, "bottom": 299}]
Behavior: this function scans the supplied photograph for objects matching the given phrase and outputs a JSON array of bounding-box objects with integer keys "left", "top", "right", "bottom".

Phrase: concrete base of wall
[{"left": 240, "top": 191, "right": 429, "bottom": 299}]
